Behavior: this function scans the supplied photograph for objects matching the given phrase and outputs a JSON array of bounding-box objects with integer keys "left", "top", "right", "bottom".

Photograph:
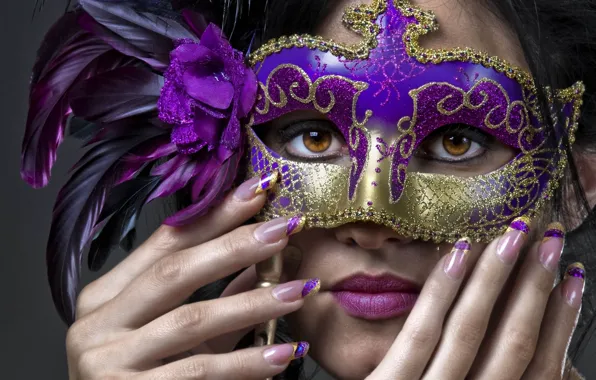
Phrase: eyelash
[
  {"left": 274, "top": 121, "right": 494, "bottom": 164},
  {"left": 276, "top": 120, "right": 345, "bottom": 162},
  {"left": 415, "top": 124, "right": 493, "bottom": 164}
]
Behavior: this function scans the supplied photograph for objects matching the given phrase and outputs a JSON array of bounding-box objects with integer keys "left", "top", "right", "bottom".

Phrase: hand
[
  {"left": 66, "top": 172, "right": 318, "bottom": 380},
  {"left": 367, "top": 218, "right": 585, "bottom": 380}
]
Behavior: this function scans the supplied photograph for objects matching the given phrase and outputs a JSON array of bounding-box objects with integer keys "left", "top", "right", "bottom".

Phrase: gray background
[{"left": 1, "top": 1, "right": 594, "bottom": 379}]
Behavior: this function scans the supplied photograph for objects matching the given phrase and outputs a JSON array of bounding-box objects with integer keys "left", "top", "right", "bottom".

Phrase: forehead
[{"left": 316, "top": 0, "right": 528, "bottom": 70}]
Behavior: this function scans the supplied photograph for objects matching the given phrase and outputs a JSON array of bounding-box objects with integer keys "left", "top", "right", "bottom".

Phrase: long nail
[
  {"left": 496, "top": 217, "right": 530, "bottom": 264},
  {"left": 539, "top": 222, "right": 565, "bottom": 272},
  {"left": 272, "top": 278, "right": 321, "bottom": 302},
  {"left": 444, "top": 237, "right": 471, "bottom": 280},
  {"left": 562, "top": 263, "right": 585, "bottom": 308},
  {"left": 254, "top": 215, "right": 306, "bottom": 243},
  {"left": 263, "top": 342, "right": 310, "bottom": 366},
  {"left": 255, "top": 171, "right": 280, "bottom": 195}
]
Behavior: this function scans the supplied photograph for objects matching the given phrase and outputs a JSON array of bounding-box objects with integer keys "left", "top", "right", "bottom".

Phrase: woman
[{"left": 23, "top": 0, "right": 596, "bottom": 378}]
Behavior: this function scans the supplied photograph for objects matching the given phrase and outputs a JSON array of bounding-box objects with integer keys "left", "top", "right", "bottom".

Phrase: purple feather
[
  {"left": 48, "top": 128, "right": 163, "bottom": 325},
  {"left": 21, "top": 24, "right": 114, "bottom": 188},
  {"left": 88, "top": 177, "right": 160, "bottom": 271},
  {"left": 70, "top": 66, "right": 164, "bottom": 123},
  {"left": 79, "top": 0, "right": 197, "bottom": 70}
]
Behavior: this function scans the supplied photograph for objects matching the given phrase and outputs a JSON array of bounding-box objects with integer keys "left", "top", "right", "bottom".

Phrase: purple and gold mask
[{"left": 244, "top": 0, "right": 584, "bottom": 243}]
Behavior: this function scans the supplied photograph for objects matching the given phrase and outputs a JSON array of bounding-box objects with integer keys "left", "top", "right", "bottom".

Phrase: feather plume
[
  {"left": 69, "top": 66, "right": 164, "bottom": 123},
  {"left": 79, "top": 0, "right": 196, "bottom": 70},
  {"left": 88, "top": 177, "right": 161, "bottom": 271},
  {"left": 48, "top": 126, "right": 163, "bottom": 325}
]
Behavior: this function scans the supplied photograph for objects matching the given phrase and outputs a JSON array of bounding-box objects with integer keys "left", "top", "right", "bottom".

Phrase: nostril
[{"left": 347, "top": 238, "right": 357, "bottom": 246}]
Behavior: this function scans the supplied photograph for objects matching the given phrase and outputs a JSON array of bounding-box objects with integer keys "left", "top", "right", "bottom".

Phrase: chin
[{"left": 288, "top": 293, "right": 404, "bottom": 379}]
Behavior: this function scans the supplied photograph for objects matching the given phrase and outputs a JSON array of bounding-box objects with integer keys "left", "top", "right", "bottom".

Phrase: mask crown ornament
[{"left": 244, "top": 0, "right": 584, "bottom": 243}]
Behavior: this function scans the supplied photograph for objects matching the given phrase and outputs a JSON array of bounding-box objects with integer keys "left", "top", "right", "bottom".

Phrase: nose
[{"left": 334, "top": 222, "right": 413, "bottom": 250}]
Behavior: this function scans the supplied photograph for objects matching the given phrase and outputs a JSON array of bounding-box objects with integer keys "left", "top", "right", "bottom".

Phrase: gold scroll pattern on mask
[{"left": 246, "top": 66, "right": 583, "bottom": 243}]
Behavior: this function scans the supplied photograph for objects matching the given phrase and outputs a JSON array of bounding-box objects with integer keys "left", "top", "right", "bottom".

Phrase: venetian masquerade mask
[{"left": 245, "top": 0, "right": 584, "bottom": 243}]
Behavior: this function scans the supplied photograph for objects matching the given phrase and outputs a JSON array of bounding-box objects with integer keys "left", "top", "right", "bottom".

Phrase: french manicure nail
[
  {"left": 496, "top": 216, "right": 530, "bottom": 264},
  {"left": 255, "top": 171, "right": 280, "bottom": 195},
  {"left": 272, "top": 278, "right": 321, "bottom": 302},
  {"left": 254, "top": 215, "right": 306, "bottom": 243},
  {"left": 263, "top": 342, "right": 310, "bottom": 366},
  {"left": 539, "top": 222, "right": 565, "bottom": 272},
  {"left": 443, "top": 237, "right": 471, "bottom": 280},
  {"left": 562, "top": 262, "right": 585, "bottom": 308},
  {"left": 233, "top": 177, "right": 260, "bottom": 201}
]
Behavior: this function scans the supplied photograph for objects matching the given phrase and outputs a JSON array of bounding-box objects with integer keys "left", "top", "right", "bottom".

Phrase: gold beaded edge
[{"left": 247, "top": 0, "right": 583, "bottom": 102}]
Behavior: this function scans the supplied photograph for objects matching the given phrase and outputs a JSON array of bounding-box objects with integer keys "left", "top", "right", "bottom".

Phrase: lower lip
[{"left": 332, "top": 291, "right": 419, "bottom": 320}]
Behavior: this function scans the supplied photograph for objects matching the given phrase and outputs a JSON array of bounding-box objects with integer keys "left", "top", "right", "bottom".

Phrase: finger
[
  {"left": 522, "top": 263, "right": 585, "bottom": 379},
  {"left": 133, "top": 342, "right": 310, "bottom": 380},
  {"left": 195, "top": 266, "right": 258, "bottom": 354},
  {"left": 98, "top": 215, "right": 305, "bottom": 328},
  {"left": 125, "top": 279, "right": 320, "bottom": 363},
  {"left": 422, "top": 217, "right": 529, "bottom": 380},
  {"left": 76, "top": 172, "right": 278, "bottom": 318},
  {"left": 468, "top": 223, "right": 564, "bottom": 379},
  {"left": 367, "top": 238, "right": 472, "bottom": 380}
]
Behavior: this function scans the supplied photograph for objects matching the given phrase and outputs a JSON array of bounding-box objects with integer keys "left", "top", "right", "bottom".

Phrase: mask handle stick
[{"left": 254, "top": 253, "right": 283, "bottom": 380}]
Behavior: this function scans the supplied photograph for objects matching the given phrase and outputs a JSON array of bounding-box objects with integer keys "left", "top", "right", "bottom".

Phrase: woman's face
[{"left": 261, "top": 0, "right": 540, "bottom": 378}]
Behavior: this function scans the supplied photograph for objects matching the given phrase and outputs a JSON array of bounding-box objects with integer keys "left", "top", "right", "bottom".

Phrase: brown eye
[
  {"left": 303, "top": 131, "right": 332, "bottom": 153},
  {"left": 442, "top": 135, "right": 472, "bottom": 156}
]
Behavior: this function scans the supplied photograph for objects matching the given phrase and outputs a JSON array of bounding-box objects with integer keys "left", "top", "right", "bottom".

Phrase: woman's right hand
[{"left": 66, "top": 172, "right": 316, "bottom": 380}]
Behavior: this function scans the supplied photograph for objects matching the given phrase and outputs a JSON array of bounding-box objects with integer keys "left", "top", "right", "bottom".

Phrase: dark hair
[{"left": 182, "top": 0, "right": 596, "bottom": 378}]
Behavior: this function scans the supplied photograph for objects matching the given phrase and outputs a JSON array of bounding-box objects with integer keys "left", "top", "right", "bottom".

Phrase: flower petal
[
  {"left": 172, "top": 43, "right": 215, "bottom": 65},
  {"left": 193, "top": 112, "right": 221, "bottom": 150},
  {"left": 200, "top": 24, "right": 225, "bottom": 51},
  {"left": 182, "top": 69, "right": 234, "bottom": 109},
  {"left": 239, "top": 69, "right": 258, "bottom": 117}
]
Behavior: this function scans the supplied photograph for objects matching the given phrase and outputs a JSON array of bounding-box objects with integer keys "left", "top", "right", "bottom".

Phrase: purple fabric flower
[{"left": 158, "top": 24, "right": 257, "bottom": 158}]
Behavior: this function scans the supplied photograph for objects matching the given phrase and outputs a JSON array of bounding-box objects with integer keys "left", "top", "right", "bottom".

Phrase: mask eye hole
[
  {"left": 442, "top": 134, "right": 473, "bottom": 157},
  {"left": 416, "top": 123, "right": 489, "bottom": 163},
  {"left": 254, "top": 111, "right": 350, "bottom": 164}
]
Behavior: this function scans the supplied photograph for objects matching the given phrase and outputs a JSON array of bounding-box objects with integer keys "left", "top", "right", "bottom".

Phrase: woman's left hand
[{"left": 366, "top": 219, "right": 585, "bottom": 380}]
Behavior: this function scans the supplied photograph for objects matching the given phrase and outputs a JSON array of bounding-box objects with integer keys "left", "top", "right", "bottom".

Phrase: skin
[{"left": 64, "top": 0, "right": 590, "bottom": 379}]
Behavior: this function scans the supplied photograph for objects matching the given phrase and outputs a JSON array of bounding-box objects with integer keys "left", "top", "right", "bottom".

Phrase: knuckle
[
  {"left": 407, "top": 323, "right": 439, "bottom": 347},
  {"left": 168, "top": 304, "right": 209, "bottom": 332},
  {"left": 149, "top": 225, "right": 182, "bottom": 252},
  {"left": 179, "top": 358, "right": 208, "bottom": 379},
  {"left": 76, "top": 284, "right": 98, "bottom": 316},
  {"left": 220, "top": 232, "right": 245, "bottom": 255},
  {"left": 504, "top": 328, "right": 538, "bottom": 362},
  {"left": 77, "top": 348, "right": 109, "bottom": 378},
  {"left": 150, "top": 254, "right": 184, "bottom": 286},
  {"left": 452, "top": 319, "right": 486, "bottom": 351}
]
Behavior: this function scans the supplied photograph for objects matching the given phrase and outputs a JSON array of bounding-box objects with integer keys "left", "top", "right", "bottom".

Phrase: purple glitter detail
[
  {"left": 301, "top": 278, "right": 320, "bottom": 297},
  {"left": 371, "top": 181, "right": 378, "bottom": 187},
  {"left": 286, "top": 215, "right": 303, "bottom": 235},
  {"left": 454, "top": 239, "right": 471, "bottom": 251},
  {"left": 367, "top": 201, "right": 373, "bottom": 206},
  {"left": 544, "top": 229, "right": 564, "bottom": 239},
  {"left": 375, "top": 167, "right": 382, "bottom": 173},
  {"left": 568, "top": 267, "right": 585, "bottom": 279},
  {"left": 247, "top": 0, "right": 573, "bottom": 235},
  {"left": 509, "top": 219, "right": 530, "bottom": 234},
  {"left": 279, "top": 196, "right": 291, "bottom": 208},
  {"left": 293, "top": 342, "right": 309, "bottom": 359}
]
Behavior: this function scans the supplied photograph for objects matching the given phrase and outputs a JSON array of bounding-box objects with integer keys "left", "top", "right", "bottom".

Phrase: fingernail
[
  {"left": 272, "top": 278, "right": 321, "bottom": 302},
  {"left": 255, "top": 171, "right": 280, "bottom": 195},
  {"left": 254, "top": 215, "right": 305, "bottom": 243},
  {"left": 562, "top": 263, "right": 585, "bottom": 308},
  {"left": 233, "top": 176, "right": 260, "bottom": 201},
  {"left": 496, "top": 217, "right": 530, "bottom": 264},
  {"left": 263, "top": 342, "right": 310, "bottom": 366},
  {"left": 539, "top": 222, "right": 565, "bottom": 272},
  {"left": 443, "top": 237, "right": 471, "bottom": 280}
]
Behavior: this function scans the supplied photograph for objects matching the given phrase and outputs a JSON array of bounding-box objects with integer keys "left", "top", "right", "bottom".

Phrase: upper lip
[{"left": 330, "top": 273, "right": 421, "bottom": 294}]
